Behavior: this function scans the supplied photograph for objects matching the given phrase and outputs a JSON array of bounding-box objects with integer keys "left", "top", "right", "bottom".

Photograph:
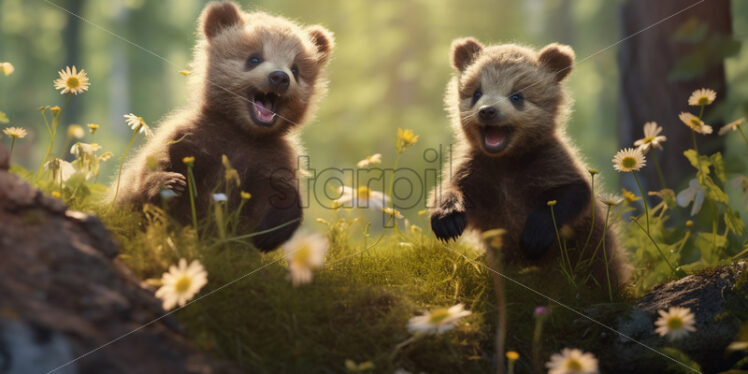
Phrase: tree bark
[{"left": 618, "top": 0, "right": 731, "bottom": 193}]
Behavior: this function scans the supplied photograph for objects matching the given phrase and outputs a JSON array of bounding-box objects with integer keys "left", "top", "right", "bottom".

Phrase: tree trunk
[{"left": 618, "top": 0, "right": 731, "bottom": 193}]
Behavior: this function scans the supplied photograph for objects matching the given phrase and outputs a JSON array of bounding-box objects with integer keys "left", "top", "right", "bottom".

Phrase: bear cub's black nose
[
  {"left": 268, "top": 71, "right": 290, "bottom": 93},
  {"left": 478, "top": 106, "right": 498, "bottom": 122}
]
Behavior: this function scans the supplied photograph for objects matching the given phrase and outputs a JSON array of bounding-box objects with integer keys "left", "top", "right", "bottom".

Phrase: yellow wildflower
[
  {"left": 0, "top": 62, "right": 14, "bottom": 76},
  {"left": 67, "top": 125, "right": 85, "bottom": 139},
  {"left": 396, "top": 128, "right": 419, "bottom": 152}
]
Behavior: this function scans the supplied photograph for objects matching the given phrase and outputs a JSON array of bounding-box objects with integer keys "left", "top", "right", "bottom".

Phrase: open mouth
[
  {"left": 249, "top": 92, "right": 281, "bottom": 127},
  {"left": 481, "top": 125, "right": 513, "bottom": 153}
]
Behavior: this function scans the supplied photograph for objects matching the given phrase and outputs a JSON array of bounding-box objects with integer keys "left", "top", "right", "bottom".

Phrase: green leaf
[
  {"left": 725, "top": 209, "right": 745, "bottom": 236},
  {"left": 706, "top": 36, "right": 742, "bottom": 61},
  {"left": 0, "top": 111, "right": 8, "bottom": 123},
  {"left": 684, "top": 149, "right": 710, "bottom": 176},
  {"left": 669, "top": 52, "right": 707, "bottom": 81},
  {"left": 702, "top": 176, "right": 729, "bottom": 204},
  {"left": 672, "top": 18, "right": 709, "bottom": 43},
  {"left": 710, "top": 152, "right": 727, "bottom": 182},
  {"left": 684, "top": 150, "right": 728, "bottom": 203},
  {"left": 694, "top": 232, "right": 727, "bottom": 265}
]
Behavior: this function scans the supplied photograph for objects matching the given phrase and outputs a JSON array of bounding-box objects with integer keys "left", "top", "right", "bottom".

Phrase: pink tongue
[
  {"left": 254, "top": 101, "right": 275, "bottom": 122},
  {"left": 484, "top": 127, "right": 506, "bottom": 147}
]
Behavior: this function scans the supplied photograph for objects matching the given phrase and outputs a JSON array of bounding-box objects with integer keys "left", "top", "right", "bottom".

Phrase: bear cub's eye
[
  {"left": 472, "top": 90, "right": 482, "bottom": 104},
  {"left": 246, "top": 54, "right": 263, "bottom": 69},
  {"left": 290, "top": 65, "right": 299, "bottom": 79},
  {"left": 509, "top": 93, "right": 523, "bottom": 106}
]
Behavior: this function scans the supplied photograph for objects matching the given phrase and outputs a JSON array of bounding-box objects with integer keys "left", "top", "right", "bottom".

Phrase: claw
[{"left": 430, "top": 210, "right": 467, "bottom": 242}]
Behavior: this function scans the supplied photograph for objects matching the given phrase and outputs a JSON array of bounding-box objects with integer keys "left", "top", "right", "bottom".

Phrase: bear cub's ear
[
  {"left": 451, "top": 37, "right": 483, "bottom": 72},
  {"left": 538, "top": 43, "right": 575, "bottom": 82},
  {"left": 202, "top": 1, "right": 243, "bottom": 41},
  {"left": 306, "top": 26, "right": 335, "bottom": 65}
]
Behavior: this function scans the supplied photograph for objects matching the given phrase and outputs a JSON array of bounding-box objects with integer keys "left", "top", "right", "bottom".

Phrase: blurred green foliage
[
  {"left": 0, "top": 0, "right": 623, "bottom": 216},
  {"left": 0, "top": 0, "right": 746, "bottom": 222}
]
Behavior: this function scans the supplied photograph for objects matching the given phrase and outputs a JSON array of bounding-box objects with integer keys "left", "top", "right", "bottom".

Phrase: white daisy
[
  {"left": 356, "top": 153, "right": 382, "bottom": 168},
  {"left": 407, "top": 303, "right": 472, "bottom": 335},
  {"left": 3, "top": 127, "right": 27, "bottom": 139},
  {"left": 336, "top": 185, "right": 390, "bottom": 209},
  {"left": 678, "top": 112, "right": 713, "bottom": 134},
  {"left": 612, "top": 148, "right": 646, "bottom": 172},
  {"left": 633, "top": 121, "right": 667, "bottom": 153},
  {"left": 676, "top": 179, "right": 705, "bottom": 216},
  {"left": 283, "top": 231, "right": 328, "bottom": 286},
  {"left": 212, "top": 193, "right": 228, "bottom": 202},
  {"left": 546, "top": 348, "right": 599, "bottom": 374},
  {"left": 718, "top": 117, "right": 745, "bottom": 136},
  {"left": 53, "top": 66, "right": 90, "bottom": 95},
  {"left": 124, "top": 113, "right": 153, "bottom": 138},
  {"left": 687, "top": 88, "right": 716, "bottom": 106},
  {"left": 654, "top": 306, "right": 697, "bottom": 341},
  {"left": 599, "top": 193, "right": 623, "bottom": 207},
  {"left": 155, "top": 258, "right": 208, "bottom": 311}
]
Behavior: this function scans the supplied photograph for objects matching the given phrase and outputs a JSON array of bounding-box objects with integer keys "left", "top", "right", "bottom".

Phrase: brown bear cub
[
  {"left": 115, "top": 2, "right": 334, "bottom": 251},
  {"left": 429, "top": 38, "right": 627, "bottom": 286}
]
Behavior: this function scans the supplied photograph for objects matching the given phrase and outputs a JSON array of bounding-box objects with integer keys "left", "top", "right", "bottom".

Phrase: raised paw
[
  {"left": 519, "top": 213, "right": 556, "bottom": 259},
  {"left": 161, "top": 172, "right": 187, "bottom": 195},
  {"left": 430, "top": 210, "right": 467, "bottom": 241},
  {"left": 251, "top": 202, "right": 302, "bottom": 252}
]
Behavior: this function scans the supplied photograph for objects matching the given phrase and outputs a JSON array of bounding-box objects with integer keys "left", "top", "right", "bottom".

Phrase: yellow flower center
[
  {"left": 667, "top": 317, "right": 683, "bottom": 330},
  {"left": 698, "top": 97, "right": 709, "bottom": 106},
  {"left": 621, "top": 156, "right": 637, "bottom": 169},
  {"left": 293, "top": 244, "right": 312, "bottom": 267},
  {"left": 690, "top": 119, "right": 701, "bottom": 128},
  {"left": 643, "top": 136, "right": 654, "bottom": 144},
  {"left": 506, "top": 351, "right": 519, "bottom": 361},
  {"left": 66, "top": 76, "right": 80, "bottom": 89},
  {"left": 356, "top": 186, "right": 371, "bottom": 200},
  {"left": 565, "top": 358, "right": 583, "bottom": 371},
  {"left": 175, "top": 275, "right": 192, "bottom": 294},
  {"left": 428, "top": 308, "right": 450, "bottom": 324}
]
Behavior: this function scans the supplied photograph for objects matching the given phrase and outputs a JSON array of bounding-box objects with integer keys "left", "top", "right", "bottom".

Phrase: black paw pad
[{"left": 430, "top": 211, "right": 467, "bottom": 241}]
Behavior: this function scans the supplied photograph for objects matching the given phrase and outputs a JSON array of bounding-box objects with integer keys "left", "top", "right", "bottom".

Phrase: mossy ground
[{"left": 90, "top": 200, "right": 635, "bottom": 374}]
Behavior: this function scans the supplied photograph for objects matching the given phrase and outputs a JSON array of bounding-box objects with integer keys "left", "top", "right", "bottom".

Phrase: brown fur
[
  {"left": 114, "top": 2, "right": 334, "bottom": 251},
  {"left": 430, "top": 40, "right": 629, "bottom": 286}
]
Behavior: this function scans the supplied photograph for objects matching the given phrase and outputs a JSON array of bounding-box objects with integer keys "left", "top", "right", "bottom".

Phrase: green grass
[{"left": 92, "top": 201, "right": 632, "bottom": 373}]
